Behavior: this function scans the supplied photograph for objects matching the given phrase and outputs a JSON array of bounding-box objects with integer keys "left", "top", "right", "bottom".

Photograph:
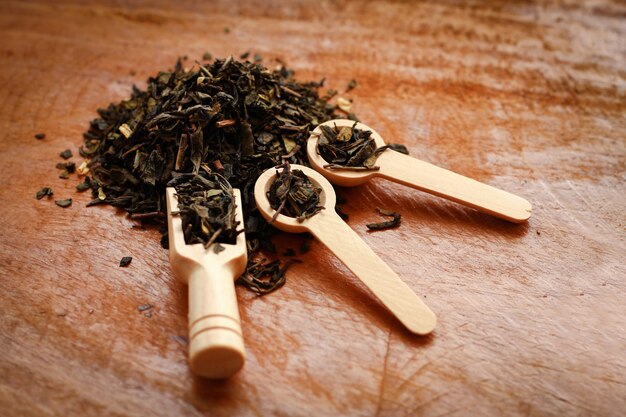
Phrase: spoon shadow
[{"left": 336, "top": 181, "right": 531, "bottom": 241}]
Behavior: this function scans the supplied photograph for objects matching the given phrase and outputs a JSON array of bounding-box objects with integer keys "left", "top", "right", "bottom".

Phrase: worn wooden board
[{"left": 0, "top": 1, "right": 624, "bottom": 416}]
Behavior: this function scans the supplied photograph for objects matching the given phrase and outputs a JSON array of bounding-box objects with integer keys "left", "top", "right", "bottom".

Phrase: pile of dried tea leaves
[
  {"left": 78, "top": 56, "right": 346, "bottom": 293},
  {"left": 317, "top": 123, "right": 408, "bottom": 170},
  {"left": 267, "top": 162, "right": 323, "bottom": 222}
]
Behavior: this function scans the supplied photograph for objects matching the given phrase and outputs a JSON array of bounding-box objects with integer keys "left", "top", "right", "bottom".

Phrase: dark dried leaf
[
  {"left": 36, "top": 187, "right": 53, "bottom": 200},
  {"left": 119, "top": 256, "right": 133, "bottom": 267},
  {"left": 366, "top": 208, "right": 401, "bottom": 230},
  {"left": 55, "top": 198, "right": 72, "bottom": 208}
]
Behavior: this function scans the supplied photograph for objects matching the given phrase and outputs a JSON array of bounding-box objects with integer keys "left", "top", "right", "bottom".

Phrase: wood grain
[{"left": 0, "top": 1, "right": 624, "bottom": 416}]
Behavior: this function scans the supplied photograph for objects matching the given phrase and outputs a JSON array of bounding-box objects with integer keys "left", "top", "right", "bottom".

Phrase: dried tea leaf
[
  {"left": 76, "top": 177, "right": 91, "bottom": 192},
  {"left": 77, "top": 161, "right": 90, "bottom": 175},
  {"left": 119, "top": 256, "right": 133, "bottom": 267},
  {"left": 36, "top": 187, "right": 53, "bottom": 200},
  {"left": 366, "top": 208, "right": 401, "bottom": 230},
  {"left": 119, "top": 123, "right": 133, "bottom": 138},
  {"left": 35, "top": 133, "right": 46, "bottom": 140},
  {"left": 346, "top": 79, "right": 358, "bottom": 92},
  {"left": 59, "top": 149, "right": 73, "bottom": 159},
  {"left": 55, "top": 198, "right": 72, "bottom": 208}
]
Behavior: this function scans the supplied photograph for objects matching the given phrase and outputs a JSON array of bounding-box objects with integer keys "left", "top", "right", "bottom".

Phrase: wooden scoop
[
  {"left": 254, "top": 165, "right": 436, "bottom": 335},
  {"left": 307, "top": 119, "right": 532, "bottom": 223},
  {"left": 165, "top": 187, "right": 247, "bottom": 379}
]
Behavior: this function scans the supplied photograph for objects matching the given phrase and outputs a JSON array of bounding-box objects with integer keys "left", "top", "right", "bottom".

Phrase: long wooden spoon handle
[
  {"left": 187, "top": 266, "right": 245, "bottom": 378},
  {"left": 307, "top": 212, "right": 436, "bottom": 335},
  {"left": 377, "top": 151, "right": 532, "bottom": 223}
]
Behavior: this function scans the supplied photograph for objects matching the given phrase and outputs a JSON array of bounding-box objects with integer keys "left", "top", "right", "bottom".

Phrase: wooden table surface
[{"left": 1, "top": 1, "right": 624, "bottom": 416}]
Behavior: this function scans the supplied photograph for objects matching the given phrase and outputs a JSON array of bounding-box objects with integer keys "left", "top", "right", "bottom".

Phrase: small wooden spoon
[
  {"left": 254, "top": 165, "right": 436, "bottom": 335},
  {"left": 307, "top": 119, "right": 532, "bottom": 223},
  {"left": 165, "top": 187, "right": 247, "bottom": 379}
]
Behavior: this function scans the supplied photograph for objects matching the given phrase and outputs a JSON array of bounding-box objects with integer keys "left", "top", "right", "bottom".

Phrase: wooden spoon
[
  {"left": 165, "top": 187, "right": 247, "bottom": 379},
  {"left": 307, "top": 119, "right": 532, "bottom": 223},
  {"left": 254, "top": 165, "right": 436, "bottom": 335}
]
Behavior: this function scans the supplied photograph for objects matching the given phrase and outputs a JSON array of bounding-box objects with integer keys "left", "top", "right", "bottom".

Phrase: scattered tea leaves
[
  {"left": 119, "top": 256, "right": 133, "bottom": 267},
  {"left": 59, "top": 149, "right": 73, "bottom": 159},
  {"left": 236, "top": 258, "right": 302, "bottom": 295},
  {"left": 36, "top": 187, "right": 53, "bottom": 200},
  {"left": 366, "top": 208, "right": 401, "bottom": 230},
  {"left": 55, "top": 161, "right": 76, "bottom": 173},
  {"left": 55, "top": 198, "right": 72, "bottom": 208},
  {"left": 267, "top": 162, "right": 323, "bottom": 222},
  {"left": 35, "top": 133, "right": 46, "bottom": 140},
  {"left": 346, "top": 79, "right": 358, "bottom": 92}
]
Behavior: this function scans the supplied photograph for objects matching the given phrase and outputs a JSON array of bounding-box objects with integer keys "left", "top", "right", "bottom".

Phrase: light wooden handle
[
  {"left": 307, "top": 212, "right": 436, "bottom": 335},
  {"left": 378, "top": 151, "right": 532, "bottom": 223},
  {"left": 187, "top": 266, "right": 245, "bottom": 379}
]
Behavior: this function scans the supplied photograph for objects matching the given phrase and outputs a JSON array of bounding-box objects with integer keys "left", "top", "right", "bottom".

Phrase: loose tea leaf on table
[
  {"left": 76, "top": 177, "right": 91, "bottom": 192},
  {"left": 56, "top": 162, "right": 76, "bottom": 173},
  {"left": 76, "top": 56, "right": 344, "bottom": 293},
  {"left": 55, "top": 198, "right": 72, "bottom": 208},
  {"left": 59, "top": 149, "right": 73, "bottom": 160},
  {"left": 119, "top": 256, "right": 133, "bottom": 267},
  {"left": 236, "top": 258, "right": 302, "bottom": 295},
  {"left": 366, "top": 208, "right": 401, "bottom": 230},
  {"left": 267, "top": 162, "right": 323, "bottom": 222},
  {"left": 36, "top": 187, "right": 53, "bottom": 200}
]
